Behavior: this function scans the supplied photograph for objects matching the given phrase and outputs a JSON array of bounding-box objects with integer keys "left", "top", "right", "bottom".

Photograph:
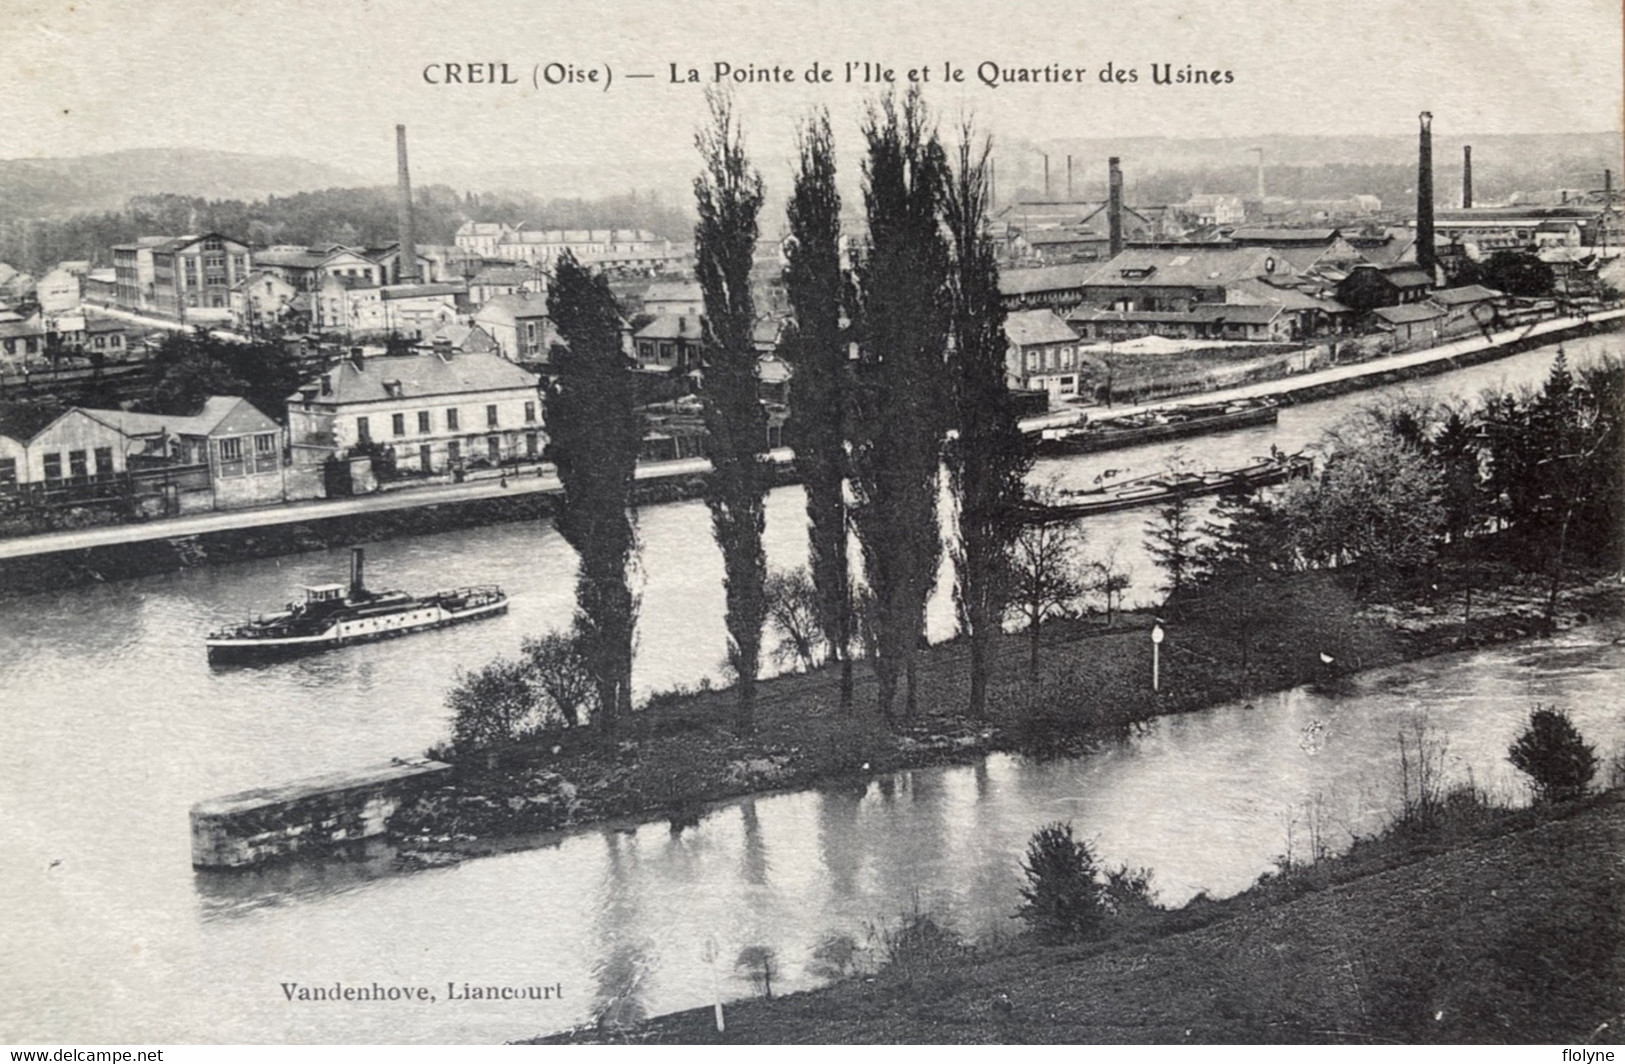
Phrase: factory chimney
[
  {"left": 1042, "top": 153, "right": 1050, "bottom": 199},
  {"left": 1462, "top": 145, "right": 1473, "bottom": 209},
  {"left": 1416, "top": 112, "right": 1436, "bottom": 279},
  {"left": 395, "top": 124, "right": 420, "bottom": 285},
  {"left": 1108, "top": 156, "right": 1124, "bottom": 259}
]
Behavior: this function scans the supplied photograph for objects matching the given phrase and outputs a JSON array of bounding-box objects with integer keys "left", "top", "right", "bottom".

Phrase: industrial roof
[{"left": 290, "top": 351, "right": 539, "bottom": 406}]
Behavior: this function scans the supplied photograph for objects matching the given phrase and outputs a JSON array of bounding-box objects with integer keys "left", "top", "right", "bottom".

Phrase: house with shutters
[
  {"left": 285, "top": 349, "right": 543, "bottom": 490},
  {"left": 1003, "top": 309, "right": 1092, "bottom": 399}
]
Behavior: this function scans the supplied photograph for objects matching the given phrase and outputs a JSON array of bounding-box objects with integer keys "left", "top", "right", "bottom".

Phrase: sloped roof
[
  {"left": 636, "top": 315, "right": 705, "bottom": 341},
  {"left": 1430, "top": 284, "right": 1502, "bottom": 306},
  {"left": 1372, "top": 303, "right": 1444, "bottom": 325},
  {"left": 644, "top": 281, "right": 704, "bottom": 304},
  {"left": 290, "top": 351, "right": 539, "bottom": 406},
  {"left": 0, "top": 403, "right": 69, "bottom": 442},
  {"left": 83, "top": 395, "right": 265, "bottom": 438},
  {"left": 474, "top": 292, "right": 551, "bottom": 324},
  {"left": 1071, "top": 304, "right": 1284, "bottom": 326},
  {"left": 380, "top": 282, "right": 462, "bottom": 301},
  {"left": 1004, "top": 309, "right": 1081, "bottom": 347},
  {"left": 998, "top": 262, "right": 1099, "bottom": 297},
  {"left": 1227, "top": 228, "right": 1340, "bottom": 244},
  {"left": 1078, "top": 245, "right": 1289, "bottom": 289},
  {"left": 1226, "top": 278, "right": 1351, "bottom": 313}
]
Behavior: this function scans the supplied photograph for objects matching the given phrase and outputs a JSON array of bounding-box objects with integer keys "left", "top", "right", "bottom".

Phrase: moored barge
[
  {"left": 1024, "top": 451, "right": 1314, "bottom": 521},
  {"left": 1035, "top": 398, "right": 1280, "bottom": 456}
]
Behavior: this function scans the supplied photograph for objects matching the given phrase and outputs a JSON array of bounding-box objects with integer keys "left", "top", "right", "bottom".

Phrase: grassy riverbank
[
  {"left": 536, "top": 788, "right": 1625, "bottom": 1043},
  {"left": 388, "top": 559, "right": 1625, "bottom": 858}
]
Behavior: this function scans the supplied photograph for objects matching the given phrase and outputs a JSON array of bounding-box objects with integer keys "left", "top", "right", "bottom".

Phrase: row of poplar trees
[{"left": 544, "top": 87, "right": 1032, "bottom": 736}]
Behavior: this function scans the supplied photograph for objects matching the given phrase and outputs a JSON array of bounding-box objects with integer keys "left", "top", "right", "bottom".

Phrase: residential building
[
  {"left": 1004, "top": 309, "right": 1090, "bottom": 399},
  {"left": 231, "top": 271, "right": 304, "bottom": 335},
  {"left": 37, "top": 262, "right": 90, "bottom": 314},
  {"left": 454, "top": 221, "right": 519, "bottom": 257},
  {"left": 285, "top": 349, "right": 544, "bottom": 480},
  {"left": 364, "top": 242, "right": 440, "bottom": 285},
  {"left": 467, "top": 264, "right": 545, "bottom": 307},
  {"left": 473, "top": 292, "right": 558, "bottom": 362},
  {"left": 633, "top": 315, "right": 704, "bottom": 373},
  {"left": 1180, "top": 194, "right": 1247, "bottom": 227},
  {"left": 493, "top": 228, "right": 670, "bottom": 269},
  {"left": 641, "top": 280, "right": 705, "bottom": 318},
  {"left": 420, "top": 322, "right": 499, "bottom": 356}
]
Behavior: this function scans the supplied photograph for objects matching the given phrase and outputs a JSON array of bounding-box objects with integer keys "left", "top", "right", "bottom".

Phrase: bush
[
  {"left": 1508, "top": 706, "right": 1597, "bottom": 803},
  {"left": 1017, "top": 821, "right": 1105, "bottom": 943},
  {"left": 447, "top": 657, "right": 538, "bottom": 751}
]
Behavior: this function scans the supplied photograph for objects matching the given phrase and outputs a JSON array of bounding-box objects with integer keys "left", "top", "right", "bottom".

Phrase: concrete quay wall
[{"left": 190, "top": 758, "right": 452, "bottom": 868}]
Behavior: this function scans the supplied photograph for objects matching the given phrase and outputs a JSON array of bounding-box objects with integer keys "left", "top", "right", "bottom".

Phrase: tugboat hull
[{"left": 206, "top": 594, "right": 508, "bottom": 664}]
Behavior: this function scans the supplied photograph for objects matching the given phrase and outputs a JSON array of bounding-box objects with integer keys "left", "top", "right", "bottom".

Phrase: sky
[{"left": 1, "top": 0, "right": 1620, "bottom": 188}]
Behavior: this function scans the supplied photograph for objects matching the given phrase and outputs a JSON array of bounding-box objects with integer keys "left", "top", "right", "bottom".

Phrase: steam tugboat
[{"left": 205, "top": 547, "right": 507, "bottom": 663}]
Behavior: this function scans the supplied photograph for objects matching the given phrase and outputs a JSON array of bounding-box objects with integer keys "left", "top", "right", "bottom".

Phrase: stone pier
[{"left": 190, "top": 758, "right": 451, "bottom": 868}]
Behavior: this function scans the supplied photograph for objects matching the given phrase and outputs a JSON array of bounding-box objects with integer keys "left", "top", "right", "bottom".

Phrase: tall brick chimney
[
  {"left": 395, "top": 124, "right": 420, "bottom": 285},
  {"left": 1108, "top": 156, "right": 1124, "bottom": 259},
  {"left": 1462, "top": 145, "right": 1473, "bottom": 209},
  {"left": 1416, "top": 112, "right": 1436, "bottom": 278}
]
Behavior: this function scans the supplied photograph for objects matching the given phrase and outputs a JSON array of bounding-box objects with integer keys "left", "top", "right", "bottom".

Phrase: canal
[{"left": 0, "top": 334, "right": 1619, "bottom": 1042}]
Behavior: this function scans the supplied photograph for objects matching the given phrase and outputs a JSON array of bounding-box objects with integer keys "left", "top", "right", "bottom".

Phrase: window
[
  {"left": 420, "top": 444, "right": 433, "bottom": 472},
  {"left": 356, "top": 416, "right": 371, "bottom": 443},
  {"left": 93, "top": 446, "right": 112, "bottom": 476},
  {"left": 486, "top": 404, "right": 498, "bottom": 428},
  {"left": 525, "top": 431, "right": 538, "bottom": 457},
  {"left": 487, "top": 436, "right": 501, "bottom": 462},
  {"left": 254, "top": 433, "right": 279, "bottom": 473},
  {"left": 43, "top": 453, "right": 62, "bottom": 481},
  {"left": 69, "top": 450, "right": 88, "bottom": 478},
  {"left": 392, "top": 413, "right": 406, "bottom": 437},
  {"left": 524, "top": 401, "right": 536, "bottom": 423},
  {"left": 418, "top": 410, "right": 431, "bottom": 434},
  {"left": 0, "top": 457, "right": 15, "bottom": 487},
  {"left": 447, "top": 440, "right": 461, "bottom": 464},
  {"left": 446, "top": 408, "right": 459, "bottom": 432}
]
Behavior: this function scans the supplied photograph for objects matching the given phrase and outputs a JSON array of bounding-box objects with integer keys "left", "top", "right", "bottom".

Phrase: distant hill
[
  {"left": 999, "top": 132, "right": 1624, "bottom": 207},
  {"left": 0, "top": 148, "right": 365, "bottom": 219}
]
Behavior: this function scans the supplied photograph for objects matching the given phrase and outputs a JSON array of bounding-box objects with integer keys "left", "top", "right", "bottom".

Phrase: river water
[{"left": 1, "top": 334, "right": 1620, "bottom": 1043}]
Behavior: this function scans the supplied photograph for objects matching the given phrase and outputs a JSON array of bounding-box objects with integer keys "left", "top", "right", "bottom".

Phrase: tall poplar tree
[
  {"left": 848, "top": 89, "right": 952, "bottom": 720},
  {"left": 944, "top": 127, "right": 1032, "bottom": 717},
  {"left": 693, "top": 90, "right": 769, "bottom": 731},
  {"left": 783, "top": 109, "right": 855, "bottom": 712},
  {"left": 546, "top": 252, "right": 641, "bottom": 737}
]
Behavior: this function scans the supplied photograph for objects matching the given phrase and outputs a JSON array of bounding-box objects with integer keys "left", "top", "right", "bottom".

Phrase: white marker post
[
  {"left": 703, "top": 935, "right": 725, "bottom": 1034},
  {"left": 1151, "top": 622, "right": 1165, "bottom": 693}
]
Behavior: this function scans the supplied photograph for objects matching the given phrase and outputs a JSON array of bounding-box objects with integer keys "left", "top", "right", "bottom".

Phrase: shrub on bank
[{"left": 1508, "top": 706, "right": 1597, "bottom": 803}]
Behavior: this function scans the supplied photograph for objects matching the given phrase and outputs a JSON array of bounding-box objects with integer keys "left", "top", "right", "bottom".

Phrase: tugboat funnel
[{"left": 350, "top": 547, "right": 365, "bottom": 597}]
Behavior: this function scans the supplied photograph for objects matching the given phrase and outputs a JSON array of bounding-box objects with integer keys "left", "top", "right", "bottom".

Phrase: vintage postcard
[{"left": 1, "top": 0, "right": 1622, "bottom": 1048}]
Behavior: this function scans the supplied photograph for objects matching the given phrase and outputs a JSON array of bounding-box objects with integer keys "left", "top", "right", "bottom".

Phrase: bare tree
[
  {"left": 765, "top": 566, "right": 826, "bottom": 672},
  {"left": 1087, "top": 539, "right": 1133, "bottom": 627},
  {"left": 1008, "top": 491, "right": 1088, "bottom": 678}
]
